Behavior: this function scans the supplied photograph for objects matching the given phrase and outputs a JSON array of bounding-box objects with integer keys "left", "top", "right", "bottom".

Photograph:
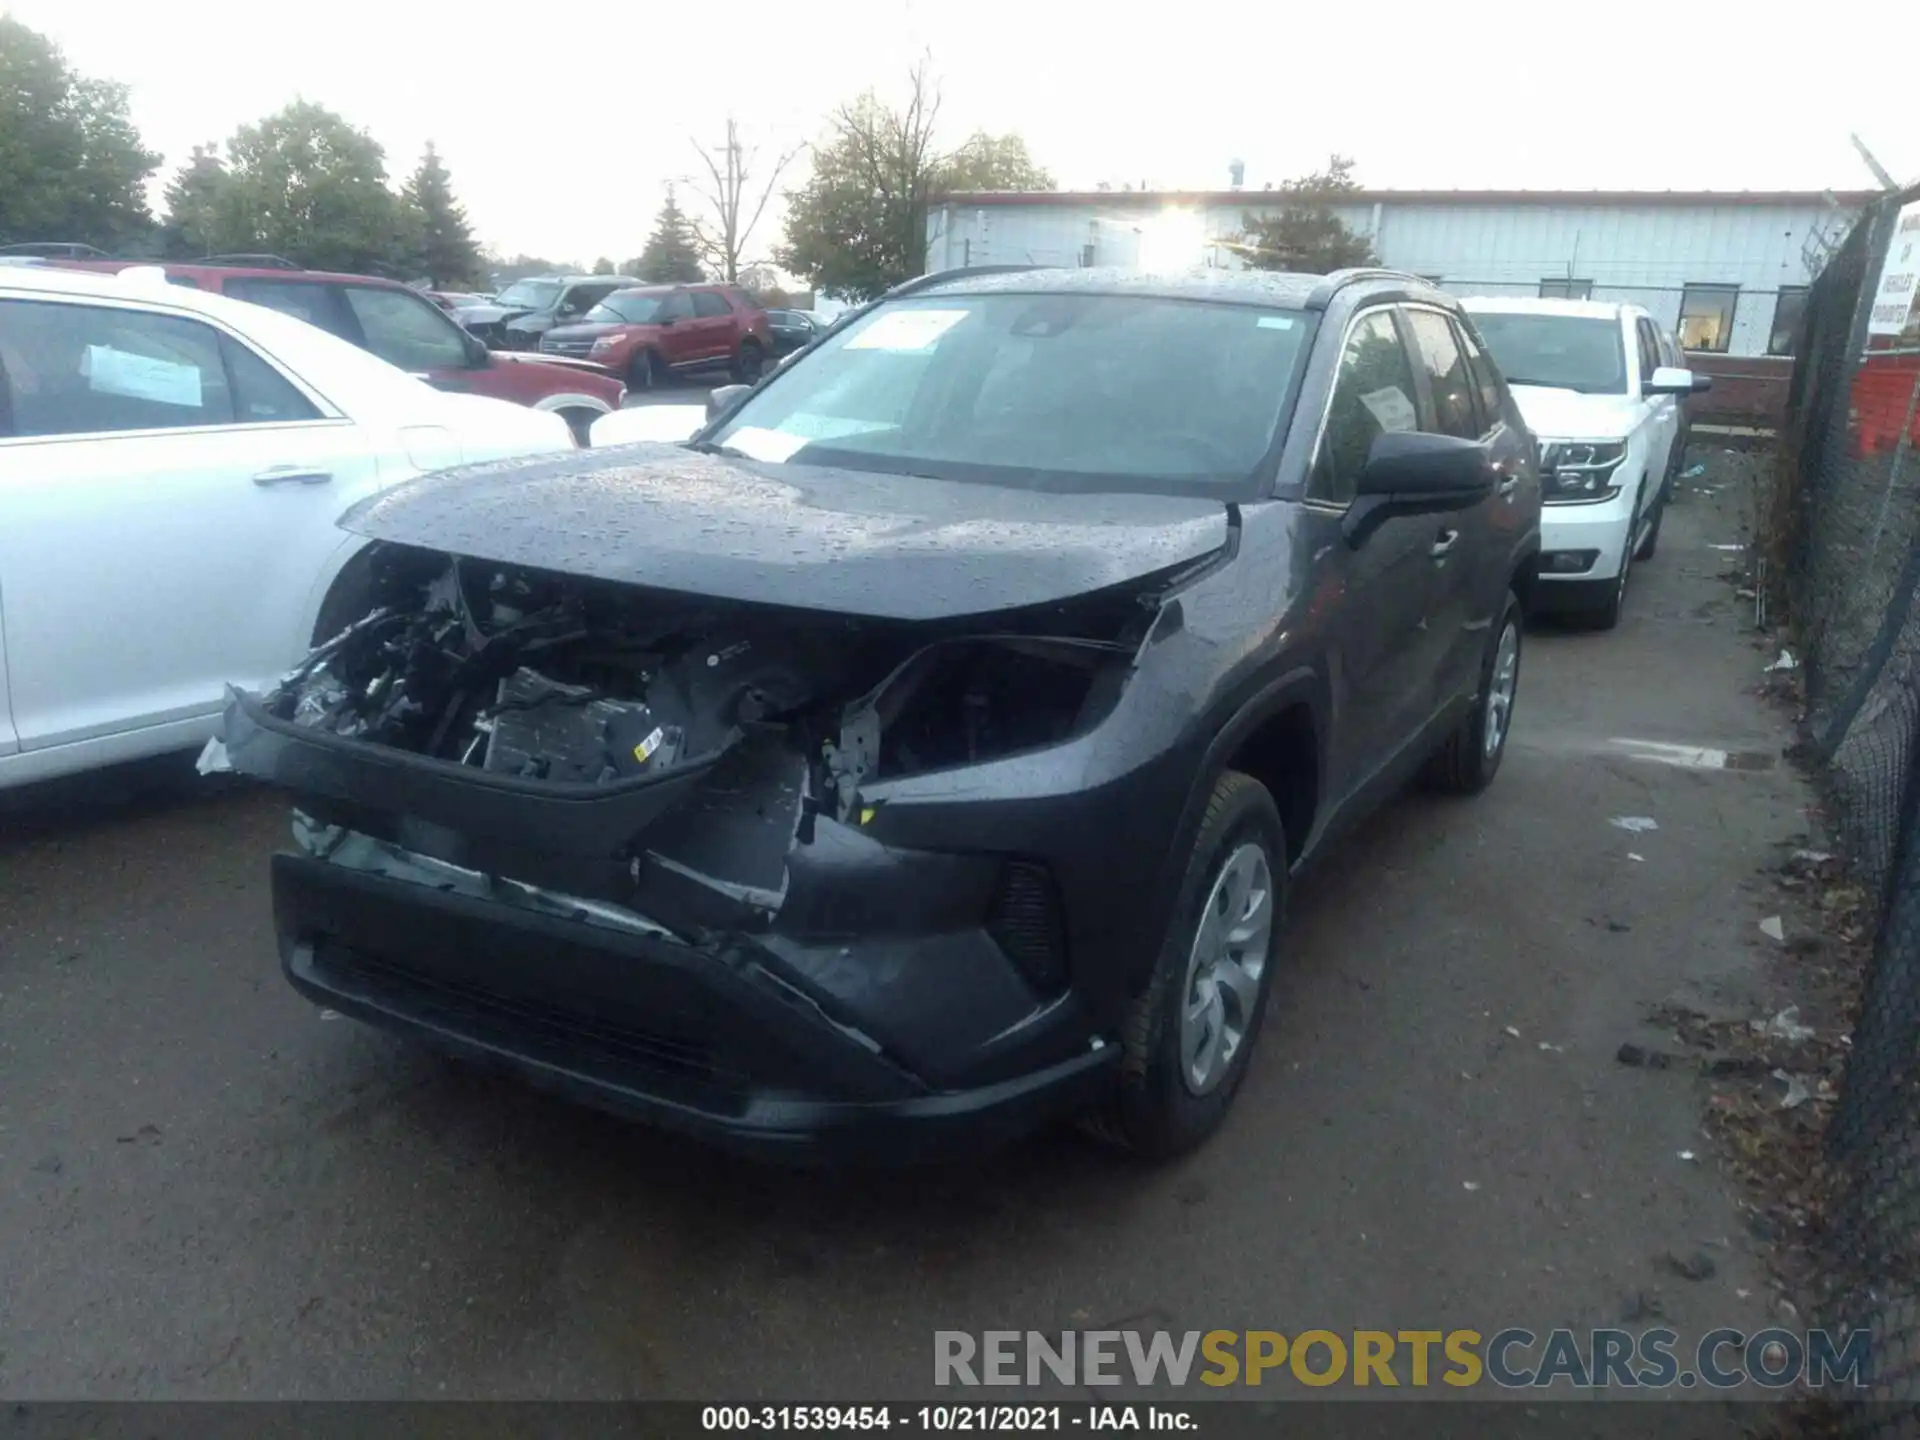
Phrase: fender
[{"left": 1131, "top": 660, "right": 1330, "bottom": 991}]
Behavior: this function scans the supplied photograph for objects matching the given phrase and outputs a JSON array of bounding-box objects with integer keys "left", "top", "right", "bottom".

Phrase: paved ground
[{"left": 0, "top": 447, "right": 1809, "bottom": 1408}]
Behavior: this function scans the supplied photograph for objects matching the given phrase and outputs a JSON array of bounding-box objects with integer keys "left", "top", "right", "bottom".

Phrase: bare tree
[
  {"left": 777, "top": 58, "right": 946, "bottom": 300},
  {"left": 685, "top": 116, "right": 803, "bottom": 283}
]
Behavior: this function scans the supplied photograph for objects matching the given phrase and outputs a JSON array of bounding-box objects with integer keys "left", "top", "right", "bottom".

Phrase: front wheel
[
  {"left": 1095, "top": 770, "right": 1286, "bottom": 1159},
  {"left": 1427, "top": 591, "right": 1522, "bottom": 793},
  {"left": 627, "top": 348, "right": 658, "bottom": 393}
]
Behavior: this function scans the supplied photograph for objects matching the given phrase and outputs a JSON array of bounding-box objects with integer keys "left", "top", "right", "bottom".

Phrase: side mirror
[
  {"left": 1645, "top": 365, "right": 1712, "bottom": 396},
  {"left": 461, "top": 330, "right": 491, "bottom": 368},
  {"left": 657, "top": 314, "right": 677, "bottom": 327},
  {"left": 1344, "top": 431, "right": 1495, "bottom": 547},
  {"left": 707, "top": 384, "right": 752, "bottom": 421}
]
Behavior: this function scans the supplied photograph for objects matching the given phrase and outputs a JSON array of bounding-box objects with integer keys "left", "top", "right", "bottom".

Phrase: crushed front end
[{"left": 219, "top": 543, "right": 1205, "bottom": 1157}]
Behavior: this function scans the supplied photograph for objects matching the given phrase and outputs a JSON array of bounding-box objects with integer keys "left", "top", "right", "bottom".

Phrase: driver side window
[
  {"left": 1311, "top": 309, "right": 1419, "bottom": 506},
  {"left": 340, "top": 286, "right": 469, "bottom": 372}
]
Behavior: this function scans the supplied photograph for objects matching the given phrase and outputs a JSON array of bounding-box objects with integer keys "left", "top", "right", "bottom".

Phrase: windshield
[
  {"left": 709, "top": 293, "right": 1314, "bottom": 495},
  {"left": 1469, "top": 312, "right": 1626, "bottom": 395},
  {"left": 587, "top": 293, "right": 666, "bottom": 325},
  {"left": 494, "top": 279, "right": 563, "bottom": 310}
]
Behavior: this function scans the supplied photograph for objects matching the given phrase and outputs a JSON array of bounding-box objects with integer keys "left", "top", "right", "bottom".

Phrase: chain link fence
[{"left": 1767, "top": 184, "right": 1920, "bottom": 1433}]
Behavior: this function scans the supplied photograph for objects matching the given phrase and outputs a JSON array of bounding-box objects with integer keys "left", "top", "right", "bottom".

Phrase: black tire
[
  {"left": 732, "top": 338, "right": 765, "bottom": 383},
  {"left": 627, "top": 348, "right": 659, "bottom": 392},
  {"left": 559, "top": 409, "right": 595, "bottom": 447},
  {"left": 1427, "top": 590, "right": 1523, "bottom": 793},
  {"left": 1634, "top": 500, "right": 1664, "bottom": 562},
  {"left": 1093, "top": 770, "right": 1287, "bottom": 1160}
]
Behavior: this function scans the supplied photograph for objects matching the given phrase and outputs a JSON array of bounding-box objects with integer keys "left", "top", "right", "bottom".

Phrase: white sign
[
  {"left": 845, "top": 309, "right": 967, "bottom": 353},
  {"left": 1359, "top": 385, "right": 1417, "bottom": 433},
  {"left": 83, "top": 345, "right": 203, "bottom": 408},
  {"left": 1868, "top": 199, "right": 1920, "bottom": 338}
]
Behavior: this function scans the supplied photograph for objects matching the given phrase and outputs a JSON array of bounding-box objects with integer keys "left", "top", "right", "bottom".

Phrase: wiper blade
[{"left": 686, "top": 439, "right": 749, "bottom": 459}]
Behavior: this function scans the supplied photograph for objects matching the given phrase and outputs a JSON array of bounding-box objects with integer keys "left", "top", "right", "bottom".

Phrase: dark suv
[
  {"left": 540, "top": 283, "right": 775, "bottom": 389},
  {"left": 219, "top": 266, "right": 1541, "bottom": 1161},
  {"left": 58, "top": 260, "right": 626, "bottom": 441},
  {"left": 458, "top": 274, "right": 641, "bottom": 351}
]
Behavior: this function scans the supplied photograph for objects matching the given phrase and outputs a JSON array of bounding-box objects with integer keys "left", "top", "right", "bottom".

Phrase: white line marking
[{"left": 1609, "top": 738, "right": 1731, "bottom": 770}]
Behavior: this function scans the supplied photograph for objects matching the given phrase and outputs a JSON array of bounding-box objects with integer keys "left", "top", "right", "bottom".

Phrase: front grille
[
  {"left": 316, "top": 941, "right": 743, "bottom": 1095},
  {"left": 988, "top": 862, "right": 1068, "bottom": 994},
  {"left": 541, "top": 336, "right": 597, "bottom": 358}
]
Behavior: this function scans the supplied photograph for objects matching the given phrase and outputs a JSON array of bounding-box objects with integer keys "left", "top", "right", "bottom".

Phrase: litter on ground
[
  {"left": 1759, "top": 916, "right": 1786, "bottom": 942},
  {"left": 1765, "top": 650, "right": 1798, "bottom": 673},
  {"left": 1610, "top": 816, "right": 1660, "bottom": 834},
  {"left": 1773, "top": 1070, "right": 1812, "bottom": 1110},
  {"left": 1752, "top": 1006, "right": 1815, "bottom": 1042}
]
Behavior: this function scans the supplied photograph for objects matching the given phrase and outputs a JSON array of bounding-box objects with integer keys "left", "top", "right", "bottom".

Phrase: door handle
[
  {"left": 1430, "top": 528, "right": 1461, "bottom": 558},
  {"left": 252, "top": 466, "right": 333, "bottom": 487},
  {"left": 1496, "top": 474, "right": 1520, "bottom": 497}
]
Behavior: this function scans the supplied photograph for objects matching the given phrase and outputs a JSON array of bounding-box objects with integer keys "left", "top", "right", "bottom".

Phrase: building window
[
  {"left": 1539, "top": 278, "right": 1593, "bottom": 299},
  {"left": 1768, "top": 286, "right": 1809, "bottom": 356},
  {"left": 1678, "top": 284, "right": 1739, "bottom": 353}
]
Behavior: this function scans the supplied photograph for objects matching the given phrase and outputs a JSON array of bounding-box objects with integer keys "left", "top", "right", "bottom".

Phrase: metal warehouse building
[{"left": 925, "top": 189, "right": 1874, "bottom": 363}]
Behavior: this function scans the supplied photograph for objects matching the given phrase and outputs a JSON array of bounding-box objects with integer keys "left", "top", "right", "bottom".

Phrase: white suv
[
  {"left": 0, "top": 265, "right": 576, "bottom": 788},
  {"left": 1460, "top": 297, "right": 1707, "bottom": 628}
]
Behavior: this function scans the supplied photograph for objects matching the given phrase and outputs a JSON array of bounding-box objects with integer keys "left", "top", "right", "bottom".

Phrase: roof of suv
[{"left": 910, "top": 265, "right": 1452, "bottom": 312}]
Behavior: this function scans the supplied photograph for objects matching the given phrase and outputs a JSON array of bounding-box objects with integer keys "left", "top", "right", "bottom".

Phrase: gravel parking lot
[{"left": 0, "top": 447, "right": 1806, "bottom": 1409}]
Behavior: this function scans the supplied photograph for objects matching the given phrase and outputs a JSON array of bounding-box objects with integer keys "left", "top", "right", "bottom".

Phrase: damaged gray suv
[{"left": 219, "top": 266, "right": 1542, "bottom": 1160}]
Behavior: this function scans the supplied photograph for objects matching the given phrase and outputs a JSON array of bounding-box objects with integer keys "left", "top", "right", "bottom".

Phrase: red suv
[
  {"left": 58, "top": 261, "right": 626, "bottom": 442},
  {"left": 539, "top": 284, "right": 774, "bottom": 392}
]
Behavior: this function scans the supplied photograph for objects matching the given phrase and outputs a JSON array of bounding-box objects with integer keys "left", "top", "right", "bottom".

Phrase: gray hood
[{"left": 337, "top": 444, "right": 1230, "bottom": 622}]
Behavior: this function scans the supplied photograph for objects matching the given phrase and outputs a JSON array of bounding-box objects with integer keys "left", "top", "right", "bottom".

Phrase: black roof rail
[
  {"left": 1304, "top": 266, "right": 1439, "bottom": 310},
  {"left": 200, "top": 253, "right": 302, "bottom": 270}
]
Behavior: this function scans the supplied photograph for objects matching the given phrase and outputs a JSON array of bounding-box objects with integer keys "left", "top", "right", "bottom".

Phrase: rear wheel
[
  {"left": 1092, "top": 770, "right": 1286, "bottom": 1160},
  {"left": 1427, "top": 590, "right": 1522, "bottom": 793},
  {"left": 732, "top": 338, "right": 765, "bottom": 383}
]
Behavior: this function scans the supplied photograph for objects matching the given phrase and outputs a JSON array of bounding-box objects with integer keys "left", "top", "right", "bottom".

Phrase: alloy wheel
[{"left": 1484, "top": 619, "right": 1520, "bottom": 759}]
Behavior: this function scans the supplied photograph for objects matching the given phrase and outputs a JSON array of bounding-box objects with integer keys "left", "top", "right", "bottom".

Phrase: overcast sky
[{"left": 9, "top": 0, "right": 1910, "bottom": 266}]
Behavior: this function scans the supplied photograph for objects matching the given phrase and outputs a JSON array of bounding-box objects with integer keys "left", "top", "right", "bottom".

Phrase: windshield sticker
[
  {"left": 724, "top": 426, "right": 812, "bottom": 463},
  {"left": 83, "top": 345, "right": 203, "bottom": 408},
  {"left": 1360, "top": 385, "right": 1417, "bottom": 433},
  {"left": 845, "top": 309, "right": 967, "bottom": 353},
  {"left": 1255, "top": 315, "right": 1299, "bottom": 330}
]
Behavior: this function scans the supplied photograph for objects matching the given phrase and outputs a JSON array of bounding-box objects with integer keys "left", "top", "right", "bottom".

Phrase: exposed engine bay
[{"left": 248, "top": 543, "right": 1154, "bottom": 922}]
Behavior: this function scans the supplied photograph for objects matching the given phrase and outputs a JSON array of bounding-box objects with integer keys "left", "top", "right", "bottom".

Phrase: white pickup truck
[{"left": 1460, "top": 297, "right": 1709, "bottom": 629}]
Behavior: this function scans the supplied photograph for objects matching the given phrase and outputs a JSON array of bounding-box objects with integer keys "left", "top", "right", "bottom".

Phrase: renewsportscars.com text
[{"left": 934, "top": 1328, "right": 1872, "bottom": 1391}]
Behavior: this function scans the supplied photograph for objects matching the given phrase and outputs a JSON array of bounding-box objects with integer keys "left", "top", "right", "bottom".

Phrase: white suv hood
[{"left": 1509, "top": 384, "right": 1642, "bottom": 440}]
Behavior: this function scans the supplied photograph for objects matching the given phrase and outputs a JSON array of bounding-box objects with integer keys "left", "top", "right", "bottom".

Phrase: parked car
[
  {"left": 765, "top": 308, "right": 825, "bottom": 354},
  {"left": 456, "top": 275, "right": 641, "bottom": 351},
  {"left": 0, "top": 265, "right": 577, "bottom": 790},
  {"left": 541, "top": 283, "right": 775, "bottom": 390},
  {"left": 428, "top": 290, "right": 493, "bottom": 313},
  {"left": 1460, "top": 297, "right": 1708, "bottom": 629},
  {"left": 57, "top": 259, "right": 625, "bottom": 443},
  {"left": 216, "top": 265, "right": 1541, "bottom": 1161}
]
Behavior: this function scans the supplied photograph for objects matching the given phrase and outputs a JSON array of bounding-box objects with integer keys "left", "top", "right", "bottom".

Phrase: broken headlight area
[{"left": 254, "top": 544, "right": 1150, "bottom": 909}]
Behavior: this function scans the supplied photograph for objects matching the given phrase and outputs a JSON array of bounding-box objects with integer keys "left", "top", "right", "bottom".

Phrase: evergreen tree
[
  {"left": 402, "top": 141, "right": 483, "bottom": 287},
  {"left": 632, "top": 188, "right": 704, "bottom": 283}
]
